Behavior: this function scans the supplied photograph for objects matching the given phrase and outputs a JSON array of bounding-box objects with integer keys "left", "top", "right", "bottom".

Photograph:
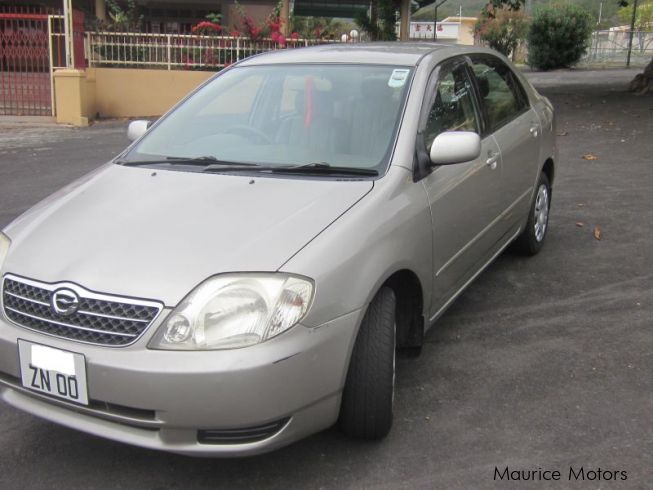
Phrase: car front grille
[{"left": 1, "top": 275, "right": 163, "bottom": 347}]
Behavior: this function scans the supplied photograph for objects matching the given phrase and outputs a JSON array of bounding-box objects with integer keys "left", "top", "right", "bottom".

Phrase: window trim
[{"left": 466, "top": 54, "right": 531, "bottom": 136}]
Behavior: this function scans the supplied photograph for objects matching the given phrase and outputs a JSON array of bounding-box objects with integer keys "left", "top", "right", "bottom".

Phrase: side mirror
[
  {"left": 429, "top": 131, "right": 481, "bottom": 165},
  {"left": 127, "top": 120, "right": 151, "bottom": 142}
]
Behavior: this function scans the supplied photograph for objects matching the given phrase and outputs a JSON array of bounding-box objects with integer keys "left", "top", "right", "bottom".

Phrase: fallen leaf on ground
[
  {"left": 576, "top": 222, "right": 584, "bottom": 227},
  {"left": 582, "top": 154, "right": 599, "bottom": 161},
  {"left": 557, "top": 130, "right": 568, "bottom": 136},
  {"left": 593, "top": 226, "right": 602, "bottom": 240},
  {"left": 577, "top": 203, "right": 585, "bottom": 207}
]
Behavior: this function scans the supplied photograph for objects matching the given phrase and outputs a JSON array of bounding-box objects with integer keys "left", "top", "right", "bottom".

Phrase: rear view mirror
[
  {"left": 430, "top": 131, "right": 481, "bottom": 165},
  {"left": 127, "top": 120, "right": 151, "bottom": 142}
]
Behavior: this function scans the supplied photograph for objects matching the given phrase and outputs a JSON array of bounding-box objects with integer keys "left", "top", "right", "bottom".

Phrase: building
[
  {"left": 442, "top": 16, "right": 477, "bottom": 46},
  {"left": 408, "top": 17, "right": 477, "bottom": 45},
  {"left": 2, "top": 1, "right": 418, "bottom": 38}
]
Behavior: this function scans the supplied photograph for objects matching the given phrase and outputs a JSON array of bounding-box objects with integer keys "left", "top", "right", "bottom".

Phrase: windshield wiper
[
  {"left": 117, "top": 156, "right": 251, "bottom": 167},
  {"left": 273, "top": 162, "right": 378, "bottom": 176},
  {"left": 202, "top": 163, "right": 378, "bottom": 176}
]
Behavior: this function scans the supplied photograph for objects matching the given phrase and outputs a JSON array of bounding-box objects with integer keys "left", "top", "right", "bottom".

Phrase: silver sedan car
[{"left": 0, "top": 43, "right": 555, "bottom": 456}]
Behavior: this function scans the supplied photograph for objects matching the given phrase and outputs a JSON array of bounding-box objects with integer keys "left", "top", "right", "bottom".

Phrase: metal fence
[
  {"left": 581, "top": 30, "right": 653, "bottom": 67},
  {"left": 86, "top": 32, "right": 337, "bottom": 70},
  {"left": 0, "top": 13, "right": 68, "bottom": 116}
]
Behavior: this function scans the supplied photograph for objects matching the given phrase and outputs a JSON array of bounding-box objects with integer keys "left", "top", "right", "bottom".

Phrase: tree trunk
[
  {"left": 370, "top": 1, "right": 379, "bottom": 40},
  {"left": 629, "top": 57, "right": 653, "bottom": 95}
]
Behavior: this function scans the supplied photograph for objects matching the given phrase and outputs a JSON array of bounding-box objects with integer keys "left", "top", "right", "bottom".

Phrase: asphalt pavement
[{"left": 0, "top": 69, "right": 652, "bottom": 489}]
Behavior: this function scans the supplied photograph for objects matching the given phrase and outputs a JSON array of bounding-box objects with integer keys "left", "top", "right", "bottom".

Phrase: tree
[
  {"left": 475, "top": 7, "right": 530, "bottom": 58},
  {"left": 94, "top": 0, "right": 143, "bottom": 31},
  {"left": 620, "top": 0, "right": 653, "bottom": 94},
  {"left": 354, "top": 0, "right": 402, "bottom": 41},
  {"left": 618, "top": 0, "right": 653, "bottom": 28},
  {"left": 488, "top": 0, "right": 524, "bottom": 10}
]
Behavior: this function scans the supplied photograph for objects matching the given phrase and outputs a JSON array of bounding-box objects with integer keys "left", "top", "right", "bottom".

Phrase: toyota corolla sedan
[{"left": 0, "top": 43, "right": 555, "bottom": 456}]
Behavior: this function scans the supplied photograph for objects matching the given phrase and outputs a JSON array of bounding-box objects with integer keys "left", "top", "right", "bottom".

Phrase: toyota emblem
[{"left": 51, "top": 289, "right": 80, "bottom": 316}]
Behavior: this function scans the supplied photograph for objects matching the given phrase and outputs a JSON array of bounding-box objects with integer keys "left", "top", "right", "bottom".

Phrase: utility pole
[
  {"left": 626, "top": 0, "right": 639, "bottom": 67},
  {"left": 433, "top": 0, "right": 450, "bottom": 41},
  {"left": 433, "top": 1, "right": 437, "bottom": 40},
  {"left": 62, "top": 0, "right": 73, "bottom": 68}
]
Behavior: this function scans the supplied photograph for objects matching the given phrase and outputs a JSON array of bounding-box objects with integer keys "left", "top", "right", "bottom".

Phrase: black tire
[
  {"left": 339, "top": 287, "right": 396, "bottom": 440},
  {"left": 511, "top": 172, "right": 551, "bottom": 256}
]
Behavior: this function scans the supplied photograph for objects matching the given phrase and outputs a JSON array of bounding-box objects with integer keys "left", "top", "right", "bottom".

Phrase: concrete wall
[
  {"left": 53, "top": 69, "right": 91, "bottom": 126},
  {"left": 89, "top": 68, "right": 216, "bottom": 118},
  {"left": 53, "top": 67, "right": 216, "bottom": 125}
]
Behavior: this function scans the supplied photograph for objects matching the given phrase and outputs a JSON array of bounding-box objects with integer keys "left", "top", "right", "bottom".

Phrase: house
[
  {"left": 409, "top": 16, "right": 477, "bottom": 45},
  {"left": 442, "top": 16, "right": 477, "bottom": 46},
  {"left": 3, "top": 1, "right": 376, "bottom": 34},
  {"left": 4, "top": 1, "right": 418, "bottom": 38}
]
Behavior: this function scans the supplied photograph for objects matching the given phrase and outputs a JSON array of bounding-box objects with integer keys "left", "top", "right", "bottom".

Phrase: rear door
[
  {"left": 468, "top": 54, "right": 541, "bottom": 233},
  {"left": 418, "top": 58, "right": 504, "bottom": 317}
]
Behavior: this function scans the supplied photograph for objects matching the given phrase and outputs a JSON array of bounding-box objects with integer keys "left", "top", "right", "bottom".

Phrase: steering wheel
[{"left": 222, "top": 125, "right": 272, "bottom": 145}]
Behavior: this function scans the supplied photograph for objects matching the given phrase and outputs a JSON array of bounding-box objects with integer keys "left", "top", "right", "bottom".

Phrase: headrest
[{"left": 477, "top": 75, "right": 490, "bottom": 98}]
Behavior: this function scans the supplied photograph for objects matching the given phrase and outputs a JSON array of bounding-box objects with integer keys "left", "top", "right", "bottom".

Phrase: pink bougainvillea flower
[
  {"left": 270, "top": 30, "right": 280, "bottom": 41},
  {"left": 290, "top": 32, "right": 300, "bottom": 40},
  {"left": 277, "top": 34, "right": 287, "bottom": 47},
  {"left": 191, "top": 21, "right": 222, "bottom": 34}
]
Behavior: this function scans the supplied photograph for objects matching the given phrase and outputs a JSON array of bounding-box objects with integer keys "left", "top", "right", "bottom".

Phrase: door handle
[
  {"left": 486, "top": 151, "right": 499, "bottom": 170},
  {"left": 530, "top": 125, "right": 539, "bottom": 138}
]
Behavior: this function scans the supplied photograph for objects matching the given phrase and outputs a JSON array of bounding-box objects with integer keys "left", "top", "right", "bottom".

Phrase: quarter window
[
  {"left": 423, "top": 63, "right": 480, "bottom": 152},
  {"left": 470, "top": 56, "right": 528, "bottom": 132}
]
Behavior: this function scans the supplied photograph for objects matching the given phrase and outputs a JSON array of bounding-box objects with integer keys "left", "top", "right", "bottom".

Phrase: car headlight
[
  {"left": 0, "top": 232, "right": 10, "bottom": 272},
  {"left": 149, "top": 273, "right": 314, "bottom": 350}
]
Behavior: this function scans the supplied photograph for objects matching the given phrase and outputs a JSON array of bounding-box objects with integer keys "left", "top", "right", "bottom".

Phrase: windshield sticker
[{"left": 388, "top": 69, "right": 410, "bottom": 88}]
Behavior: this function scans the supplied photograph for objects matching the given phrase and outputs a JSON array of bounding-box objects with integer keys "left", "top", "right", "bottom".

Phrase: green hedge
[{"left": 527, "top": 4, "right": 593, "bottom": 71}]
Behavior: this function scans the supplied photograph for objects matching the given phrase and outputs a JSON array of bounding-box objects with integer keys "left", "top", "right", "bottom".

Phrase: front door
[{"left": 419, "top": 59, "right": 504, "bottom": 318}]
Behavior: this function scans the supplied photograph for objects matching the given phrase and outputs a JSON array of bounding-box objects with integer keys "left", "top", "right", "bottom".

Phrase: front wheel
[
  {"left": 339, "top": 287, "right": 396, "bottom": 440},
  {"left": 511, "top": 172, "right": 551, "bottom": 256}
]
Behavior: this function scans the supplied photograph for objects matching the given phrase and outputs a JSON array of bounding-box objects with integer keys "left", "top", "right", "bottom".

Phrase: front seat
[{"left": 275, "top": 89, "right": 347, "bottom": 155}]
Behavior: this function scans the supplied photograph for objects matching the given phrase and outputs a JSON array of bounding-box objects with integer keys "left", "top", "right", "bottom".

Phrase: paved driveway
[{"left": 0, "top": 69, "right": 652, "bottom": 489}]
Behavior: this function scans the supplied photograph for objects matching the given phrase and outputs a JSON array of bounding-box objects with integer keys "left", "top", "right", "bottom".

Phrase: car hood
[{"left": 3, "top": 164, "right": 373, "bottom": 306}]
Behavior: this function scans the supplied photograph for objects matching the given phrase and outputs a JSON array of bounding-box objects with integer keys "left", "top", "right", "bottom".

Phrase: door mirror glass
[
  {"left": 430, "top": 131, "right": 481, "bottom": 165},
  {"left": 127, "top": 120, "right": 151, "bottom": 142}
]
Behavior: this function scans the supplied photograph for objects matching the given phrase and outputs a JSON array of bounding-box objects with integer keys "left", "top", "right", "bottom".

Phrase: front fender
[{"left": 279, "top": 165, "right": 433, "bottom": 329}]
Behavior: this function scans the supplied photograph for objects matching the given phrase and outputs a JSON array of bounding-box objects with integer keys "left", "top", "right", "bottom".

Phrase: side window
[
  {"left": 424, "top": 62, "right": 480, "bottom": 152},
  {"left": 470, "top": 56, "right": 528, "bottom": 132}
]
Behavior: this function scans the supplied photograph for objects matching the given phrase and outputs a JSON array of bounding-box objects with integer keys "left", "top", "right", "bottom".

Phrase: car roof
[{"left": 238, "top": 42, "right": 483, "bottom": 67}]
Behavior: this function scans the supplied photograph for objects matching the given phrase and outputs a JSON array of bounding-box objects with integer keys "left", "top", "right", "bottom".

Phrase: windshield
[{"left": 124, "top": 64, "right": 413, "bottom": 173}]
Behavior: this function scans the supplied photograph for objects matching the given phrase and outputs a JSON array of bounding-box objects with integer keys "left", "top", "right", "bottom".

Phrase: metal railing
[
  {"left": 581, "top": 30, "right": 653, "bottom": 67},
  {"left": 86, "top": 32, "right": 337, "bottom": 70}
]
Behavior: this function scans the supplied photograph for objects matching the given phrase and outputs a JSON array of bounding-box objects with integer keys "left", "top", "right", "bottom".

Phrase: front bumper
[{"left": 0, "top": 308, "right": 363, "bottom": 456}]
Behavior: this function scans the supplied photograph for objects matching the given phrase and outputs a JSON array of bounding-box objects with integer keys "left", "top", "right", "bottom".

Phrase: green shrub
[{"left": 527, "top": 4, "right": 593, "bottom": 71}]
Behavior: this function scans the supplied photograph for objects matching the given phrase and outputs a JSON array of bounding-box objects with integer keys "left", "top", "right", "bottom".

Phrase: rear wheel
[
  {"left": 339, "top": 287, "right": 396, "bottom": 439},
  {"left": 511, "top": 172, "right": 551, "bottom": 256}
]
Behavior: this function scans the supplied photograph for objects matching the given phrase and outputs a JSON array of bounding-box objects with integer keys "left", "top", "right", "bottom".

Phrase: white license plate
[{"left": 18, "top": 340, "right": 89, "bottom": 405}]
